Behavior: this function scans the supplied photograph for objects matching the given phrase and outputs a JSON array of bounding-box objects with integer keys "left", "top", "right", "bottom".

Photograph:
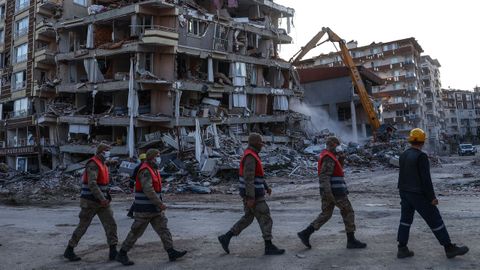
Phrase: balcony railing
[
  {"left": 7, "top": 109, "right": 29, "bottom": 118},
  {"left": 7, "top": 137, "right": 36, "bottom": 147}
]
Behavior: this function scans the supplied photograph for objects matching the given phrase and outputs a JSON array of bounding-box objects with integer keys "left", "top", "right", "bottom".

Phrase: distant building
[
  {"left": 297, "top": 66, "right": 383, "bottom": 141},
  {"left": 298, "top": 37, "right": 431, "bottom": 138}
]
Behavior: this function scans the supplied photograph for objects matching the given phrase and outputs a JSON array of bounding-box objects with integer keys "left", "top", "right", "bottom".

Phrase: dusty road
[{"left": 1, "top": 155, "right": 479, "bottom": 270}]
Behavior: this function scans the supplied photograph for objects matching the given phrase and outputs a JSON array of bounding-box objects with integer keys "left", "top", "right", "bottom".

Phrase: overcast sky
[{"left": 276, "top": 0, "right": 479, "bottom": 90}]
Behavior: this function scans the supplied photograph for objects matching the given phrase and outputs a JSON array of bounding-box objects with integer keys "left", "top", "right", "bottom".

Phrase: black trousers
[{"left": 397, "top": 191, "right": 451, "bottom": 246}]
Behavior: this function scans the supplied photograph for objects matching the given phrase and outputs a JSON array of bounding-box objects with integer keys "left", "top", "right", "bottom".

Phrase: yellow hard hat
[
  {"left": 408, "top": 128, "right": 426, "bottom": 143},
  {"left": 139, "top": 153, "right": 147, "bottom": 161}
]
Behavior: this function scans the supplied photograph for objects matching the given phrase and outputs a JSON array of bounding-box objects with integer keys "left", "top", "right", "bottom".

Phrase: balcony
[
  {"left": 34, "top": 47, "right": 56, "bottom": 66},
  {"left": 405, "top": 73, "right": 417, "bottom": 80},
  {"left": 36, "top": 0, "right": 62, "bottom": 17},
  {"left": 425, "top": 97, "right": 433, "bottom": 103},
  {"left": 141, "top": 26, "right": 178, "bottom": 47},
  {"left": 35, "top": 21, "right": 56, "bottom": 40},
  {"left": 403, "top": 59, "right": 415, "bottom": 66}
]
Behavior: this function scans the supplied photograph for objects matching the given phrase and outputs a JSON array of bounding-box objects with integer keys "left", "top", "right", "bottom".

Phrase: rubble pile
[{"left": 0, "top": 168, "right": 78, "bottom": 204}]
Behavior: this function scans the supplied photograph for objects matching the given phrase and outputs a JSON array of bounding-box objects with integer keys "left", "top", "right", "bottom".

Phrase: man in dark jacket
[{"left": 397, "top": 128, "right": 468, "bottom": 259}]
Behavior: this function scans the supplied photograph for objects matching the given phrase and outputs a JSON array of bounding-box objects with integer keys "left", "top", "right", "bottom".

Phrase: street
[{"left": 0, "top": 155, "right": 479, "bottom": 270}]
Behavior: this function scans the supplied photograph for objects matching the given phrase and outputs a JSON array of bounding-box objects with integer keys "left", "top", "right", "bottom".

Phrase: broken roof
[{"left": 297, "top": 66, "right": 384, "bottom": 86}]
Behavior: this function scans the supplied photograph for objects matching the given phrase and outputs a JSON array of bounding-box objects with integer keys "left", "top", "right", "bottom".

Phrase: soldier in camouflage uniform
[
  {"left": 297, "top": 137, "right": 366, "bottom": 249},
  {"left": 64, "top": 143, "right": 118, "bottom": 262},
  {"left": 116, "top": 149, "right": 187, "bottom": 266},
  {"left": 218, "top": 133, "right": 285, "bottom": 255}
]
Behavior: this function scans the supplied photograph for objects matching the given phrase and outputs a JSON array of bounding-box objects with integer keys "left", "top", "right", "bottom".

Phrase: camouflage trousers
[
  {"left": 121, "top": 212, "right": 173, "bottom": 252},
  {"left": 230, "top": 200, "right": 273, "bottom": 240},
  {"left": 68, "top": 199, "right": 118, "bottom": 247},
  {"left": 311, "top": 194, "right": 356, "bottom": 233}
]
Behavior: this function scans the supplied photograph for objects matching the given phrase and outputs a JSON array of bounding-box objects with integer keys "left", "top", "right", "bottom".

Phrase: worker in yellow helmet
[
  {"left": 396, "top": 128, "right": 468, "bottom": 259},
  {"left": 127, "top": 153, "right": 148, "bottom": 218}
]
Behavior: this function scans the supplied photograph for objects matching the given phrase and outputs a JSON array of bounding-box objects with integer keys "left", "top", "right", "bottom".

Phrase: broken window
[
  {"left": 213, "top": 24, "right": 229, "bottom": 51},
  {"left": 338, "top": 106, "right": 351, "bottom": 121},
  {"left": 188, "top": 19, "right": 207, "bottom": 37}
]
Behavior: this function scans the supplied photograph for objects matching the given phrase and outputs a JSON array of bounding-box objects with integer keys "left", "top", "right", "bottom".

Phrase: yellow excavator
[{"left": 290, "top": 27, "right": 393, "bottom": 141}]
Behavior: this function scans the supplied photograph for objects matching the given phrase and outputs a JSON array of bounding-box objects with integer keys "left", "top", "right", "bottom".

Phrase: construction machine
[{"left": 290, "top": 27, "right": 393, "bottom": 141}]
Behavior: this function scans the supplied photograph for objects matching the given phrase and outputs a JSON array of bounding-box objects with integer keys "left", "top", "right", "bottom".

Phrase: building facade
[
  {"left": 0, "top": 0, "right": 301, "bottom": 172},
  {"left": 440, "top": 88, "right": 480, "bottom": 143}
]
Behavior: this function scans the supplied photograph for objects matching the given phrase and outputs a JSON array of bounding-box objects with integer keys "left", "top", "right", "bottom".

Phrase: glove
[{"left": 159, "top": 203, "right": 167, "bottom": 211}]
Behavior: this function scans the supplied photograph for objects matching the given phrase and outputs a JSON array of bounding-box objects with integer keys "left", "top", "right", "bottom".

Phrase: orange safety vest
[
  {"left": 238, "top": 148, "right": 265, "bottom": 198},
  {"left": 133, "top": 162, "right": 163, "bottom": 213},
  {"left": 81, "top": 156, "right": 110, "bottom": 201},
  {"left": 318, "top": 150, "right": 348, "bottom": 195}
]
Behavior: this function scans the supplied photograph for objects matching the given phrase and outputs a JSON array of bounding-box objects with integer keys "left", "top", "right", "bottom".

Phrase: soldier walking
[
  {"left": 297, "top": 136, "right": 366, "bottom": 249},
  {"left": 64, "top": 143, "right": 118, "bottom": 261},
  {"left": 396, "top": 128, "right": 468, "bottom": 259},
  {"left": 116, "top": 149, "right": 187, "bottom": 265},
  {"left": 127, "top": 153, "right": 146, "bottom": 218},
  {"left": 218, "top": 133, "right": 285, "bottom": 255}
]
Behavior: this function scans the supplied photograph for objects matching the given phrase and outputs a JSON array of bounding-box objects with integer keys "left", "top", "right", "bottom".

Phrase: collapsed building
[
  {"left": 0, "top": 0, "right": 303, "bottom": 173},
  {"left": 297, "top": 66, "right": 383, "bottom": 142}
]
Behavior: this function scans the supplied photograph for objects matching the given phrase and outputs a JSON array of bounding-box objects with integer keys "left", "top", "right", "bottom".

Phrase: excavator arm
[{"left": 291, "top": 27, "right": 383, "bottom": 137}]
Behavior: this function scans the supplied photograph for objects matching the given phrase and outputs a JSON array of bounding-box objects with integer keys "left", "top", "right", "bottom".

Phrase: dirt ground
[{"left": 1, "top": 155, "right": 479, "bottom": 270}]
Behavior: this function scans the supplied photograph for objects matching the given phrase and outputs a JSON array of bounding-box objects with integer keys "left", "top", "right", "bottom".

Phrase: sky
[{"left": 275, "top": 0, "right": 479, "bottom": 90}]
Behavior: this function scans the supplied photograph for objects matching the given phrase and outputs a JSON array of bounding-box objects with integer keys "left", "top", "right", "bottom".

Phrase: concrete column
[
  {"left": 361, "top": 123, "right": 367, "bottom": 138},
  {"left": 350, "top": 101, "right": 358, "bottom": 143},
  {"left": 207, "top": 57, "right": 214, "bottom": 83}
]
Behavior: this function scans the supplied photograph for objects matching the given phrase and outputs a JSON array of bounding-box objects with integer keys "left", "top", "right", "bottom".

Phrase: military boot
[
  {"left": 109, "top": 245, "right": 118, "bottom": 261},
  {"left": 167, "top": 248, "right": 187, "bottom": 261},
  {"left": 115, "top": 249, "right": 134, "bottom": 266},
  {"left": 64, "top": 246, "right": 81, "bottom": 262},
  {"left": 218, "top": 231, "right": 234, "bottom": 254},
  {"left": 346, "top": 232, "right": 367, "bottom": 249},
  {"left": 397, "top": 246, "right": 414, "bottom": 259},
  {"left": 297, "top": 225, "right": 315, "bottom": 249},
  {"left": 264, "top": 240, "right": 285, "bottom": 255},
  {"left": 445, "top": 243, "right": 469, "bottom": 259}
]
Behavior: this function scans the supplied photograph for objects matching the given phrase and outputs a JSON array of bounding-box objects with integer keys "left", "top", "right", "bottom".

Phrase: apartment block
[
  {"left": 420, "top": 55, "right": 443, "bottom": 147},
  {"left": 298, "top": 38, "right": 430, "bottom": 137},
  {"left": 0, "top": 0, "right": 302, "bottom": 172},
  {"left": 440, "top": 88, "right": 480, "bottom": 142}
]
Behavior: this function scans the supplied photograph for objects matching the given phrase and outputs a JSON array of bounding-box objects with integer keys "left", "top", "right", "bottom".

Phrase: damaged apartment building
[
  {"left": 297, "top": 38, "right": 443, "bottom": 142},
  {"left": 0, "top": 0, "right": 302, "bottom": 172}
]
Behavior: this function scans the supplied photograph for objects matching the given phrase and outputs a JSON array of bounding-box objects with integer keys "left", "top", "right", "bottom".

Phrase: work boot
[
  {"left": 445, "top": 243, "right": 469, "bottom": 259},
  {"left": 63, "top": 246, "right": 81, "bottom": 262},
  {"left": 346, "top": 232, "right": 367, "bottom": 249},
  {"left": 297, "top": 225, "right": 315, "bottom": 249},
  {"left": 218, "top": 231, "right": 234, "bottom": 254},
  {"left": 264, "top": 240, "right": 285, "bottom": 255},
  {"left": 109, "top": 245, "right": 118, "bottom": 261},
  {"left": 167, "top": 248, "right": 187, "bottom": 261},
  {"left": 397, "top": 246, "right": 414, "bottom": 259},
  {"left": 115, "top": 249, "right": 134, "bottom": 266}
]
